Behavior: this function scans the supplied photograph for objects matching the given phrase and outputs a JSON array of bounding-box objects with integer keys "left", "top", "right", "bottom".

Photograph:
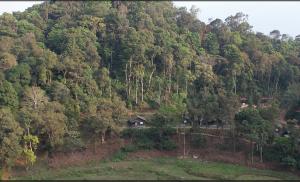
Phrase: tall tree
[{"left": 0, "top": 108, "right": 23, "bottom": 176}]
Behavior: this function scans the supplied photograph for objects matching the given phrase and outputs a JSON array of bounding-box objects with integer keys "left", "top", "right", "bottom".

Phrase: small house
[
  {"left": 240, "top": 97, "right": 248, "bottom": 102},
  {"left": 127, "top": 116, "right": 146, "bottom": 127}
]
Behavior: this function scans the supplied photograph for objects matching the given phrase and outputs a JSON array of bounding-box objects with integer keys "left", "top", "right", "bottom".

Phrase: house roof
[
  {"left": 128, "top": 116, "right": 146, "bottom": 123},
  {"left": 137, "top": 116, "right": 146, "bottom": 121},
  {"left": 240, "top": 97, "right": 247, "bottom": 101}
]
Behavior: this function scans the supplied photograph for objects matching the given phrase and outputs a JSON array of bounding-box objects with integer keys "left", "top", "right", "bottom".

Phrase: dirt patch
[
  {"left": 12, "top": 132, "right": 296, "bottom": 177},
  {"left": 125, "top": 147, "right": 280, "bottom": 171},
  {"left": 47, "top": 138, "right": 124, "bottom": 169},
  {"left": 127, "top": 149, "right": 177, "bottom": 159},
  {"left": 188, "top": 148, "right": 281, "bottom": 170}
]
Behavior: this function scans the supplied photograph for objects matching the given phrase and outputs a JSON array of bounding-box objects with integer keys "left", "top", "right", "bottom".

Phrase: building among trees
[{"left": 127, "top": 116, "right": 146, "bottom": 127}]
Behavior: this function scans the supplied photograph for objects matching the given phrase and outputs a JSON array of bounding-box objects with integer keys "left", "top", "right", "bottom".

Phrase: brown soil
[
  {"left": 125, "top": 142, "right": 280, "bottom": 171},
  {"left": 279, "top": 109, "right": 288, "bottom": 126},
  {"left": 12, "top": 133, "right": 295, "bottom": 177},
  {"left": 47, "top": 138, "right": 124, "bottom": 169},
  {"left": 127, "top": 149, "right": 177, "bottom": 159},
  {"left": 1, "top": 168, "right": 10, "bottom": 180},
  {"left": 188, "top": 148, "right": 281, "bottom": 170}
]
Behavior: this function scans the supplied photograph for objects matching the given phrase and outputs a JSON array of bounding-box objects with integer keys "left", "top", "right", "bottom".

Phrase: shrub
[
  {"left": 121, "top": 145, "right": 138, "bottom": 153},
  {"left": 264, "top": 136, "right": 299, "bottom": 169},
  {"left": 121, "top": 127, "right": 177, "bottom": 151},
  {"left": 110, "top": 150, "right": 128, "bottom": 162},
  {"left": 281, "top": 156, "right": 297, "bottom": 169},
  {"left": 159, "top": 139, "right": 177, "bottom": 151},
  {"left": 146, "top": 99, "right": 160, "bottom": 109},
  {"left": 190, "top": 134, "right": 206, "bottom": 149},
  {"left": 135, "top": 137, "right": 155, "bottom": 150},
  {"left": 264, "top": 146, "right": 278, "bottom": 162},
  {"left": 58, "top": 135, "right": 86, "bottom": 152}
]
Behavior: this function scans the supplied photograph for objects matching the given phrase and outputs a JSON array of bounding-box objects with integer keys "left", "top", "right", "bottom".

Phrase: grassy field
[{"left": 13, "top": 157, "right": 299, "bottom": 180}]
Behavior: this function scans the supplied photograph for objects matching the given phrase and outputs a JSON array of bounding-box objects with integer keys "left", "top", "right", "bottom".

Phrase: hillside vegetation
[{"left": 1, "top": 1, "right": 300, "bottom": 176}]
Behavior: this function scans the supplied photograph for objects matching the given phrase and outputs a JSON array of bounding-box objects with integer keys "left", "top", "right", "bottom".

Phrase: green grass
[{"left": 13, "top": 157, "right": 299, "bottom": 180}]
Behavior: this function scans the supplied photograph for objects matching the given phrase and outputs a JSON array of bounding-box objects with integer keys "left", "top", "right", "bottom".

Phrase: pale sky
[
  {"left": 0, "top": 1, "right": 299, "bottom": 37},
  {"left": 173, "top": 1, "right": 300, "bottom": 37}
]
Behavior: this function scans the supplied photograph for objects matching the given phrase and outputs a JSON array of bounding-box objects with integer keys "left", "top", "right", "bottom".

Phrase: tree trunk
[
  {"left": 232, "top": 126, "right": 236, "bottom": 153},
  {"left": 234, "top": 72, "right": 237, "bottom": 94},
  {"left": 93, "top": 138, "right": 97, "bottom": 154},
  {"left": 110, "top": 50, "right": 113, "bottom": 72},
  {"left": 135, "top": 77, "right": 138, "bottom": 105},
  {"left": 185, "top": 78, "right": 188, "bottom": 94},
  {"left": 27, "top": 128, "right": 33, "bottom": 151},
  {"left": 168, "top": 73, "right": 171, "bottom": 94},
  {"left": 267, "top": 71, "right": 271, "bottom": 94},
  {"left": 251, "top": 140, "right": 254, "bottom": 165},
  {"left": 176, "top": 75, "right": 179, "bottom": 95},
  {"left": 101, "top": 133, "right": 105, "bottom": 144},
  {"left": 109, "top": 79, "right": 112, "bottom": 98},
  {"left": 158, "top": 81, "right": 161, "bottom": 104},
  {"left": 141, "top": 77, "right": 144, "bottom": 103},
  {"left": 125, "top": 63, "right": 128, "bottom": 97},
  {"left": 128, "top": 60, "right": 132, "bottom": 97},
  {"left": 260, "top": 135, "right": 264, "bottom": 163},
  {"left": 260, "top": 144, "right": 263, "bottom": 163},
  {"left": 275, "top": 76, "right": 280, "bottom": 94},
  {"left": 44, "top": 1, "right": 49, "bottom": 20},
  {"left": 148, "top": 67, "right": 155, "bottom": 92},
  {"left": 63, "top": 70, "right": 67, "bottom": 84},
  {"left": 32, "top": 87, "right": 38, "bottom": 109}
]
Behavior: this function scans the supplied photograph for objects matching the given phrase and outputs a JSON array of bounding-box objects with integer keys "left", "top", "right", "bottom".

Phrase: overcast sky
[
  {"left": 0, "top": 1, "right": 299, "bottom": 37},
  {"left": 173, "top": 1, "right": 300, "bottom": 37}
]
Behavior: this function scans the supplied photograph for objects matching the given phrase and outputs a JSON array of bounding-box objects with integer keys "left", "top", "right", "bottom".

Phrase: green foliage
[
  {"left": 190, "top": 134, "right": 207, "bottom": 149},
  {"left": 281, "top": 156, "right": 297, "bottom": 168},
  {"left": 0, "top": 107, "right": 23, "bottom": 168},
  {"left": 204, "top": 32, "right": 219, "bottom": 55},
  {"left": 122, "top": 127, "right": 177, "bottom": 151},
  {"left": 258, "top": 102, "right": 280, "bottom": 122},
  {"left": 22, "top": 148, "right": 37, "bottom": 167},
  {"left": 158, "top": 93, "right": 187, "bottom": 124},
  {"left": 6, "top": 63, "right": 31, "bottom": 92},
  {"left": 110, "top": 150, "right": 128, "bottom": 162},
  {"left": 59, "top": 134, "right": 85, "bottom": 153},
  {"left": 23, "top": 134, "right": 39, "bottom": 149},
  {"left": 0, "top": 80, "right": 19, "bottom": 109},
  {"left": 121, "top": 144, "right": 139, "bottom": 153},
  {"left": 0, "top": 1, "right": 300, "bottom": 169},
  {"left": 265, "top": 137, "right": 291, "bottom": 161}
]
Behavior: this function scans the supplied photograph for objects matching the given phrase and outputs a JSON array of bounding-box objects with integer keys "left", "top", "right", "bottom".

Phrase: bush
[
  {"left": 121, "top": 144, "right": 138, "bottom": 153},
  {"left": 159, "top": 139, "right": 177, "bottom": 151},
  {"left": 190, "top": 134, "right": 206, "bottom": 149},
  {"left": 281, "top": 156, "right": 297, "bottom": 169},
  {"left": 146, "top": 99, "right": 160, "bottom": 109},
  {"left": 264, "top": 146, "right": 279, "bottom": 162},
  {"left": 58, "top": 135, "right": 86, "bottom": 152},
  {"left": 135, "top": 137, "right": 155, "bottom": 150},
  {"left": 296, "top": 157, "right": 300, "bottom": 169},
  {"left": 110, "top": 150, "right": 128, "bottom": 162},
  {"left": 264, "top": 136, "right": 300, "bottom": 169},
  {"left": 121, "top": 127, "right": 177, "bottom": 151}
]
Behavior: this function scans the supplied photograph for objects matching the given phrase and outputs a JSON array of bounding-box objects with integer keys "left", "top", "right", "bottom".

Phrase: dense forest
[{"left": 1, "top": 1, "right": 300, "bottom": 172}]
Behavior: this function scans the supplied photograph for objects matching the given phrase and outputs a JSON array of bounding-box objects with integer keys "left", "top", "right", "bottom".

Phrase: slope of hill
[{"left": 1, "top": 1, "right": 300, "bottom": 177}]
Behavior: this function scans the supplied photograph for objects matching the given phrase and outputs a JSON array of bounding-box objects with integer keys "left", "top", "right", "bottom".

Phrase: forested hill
[{"left": 1, "top": 1, "right": 300, "bottom": 169}]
